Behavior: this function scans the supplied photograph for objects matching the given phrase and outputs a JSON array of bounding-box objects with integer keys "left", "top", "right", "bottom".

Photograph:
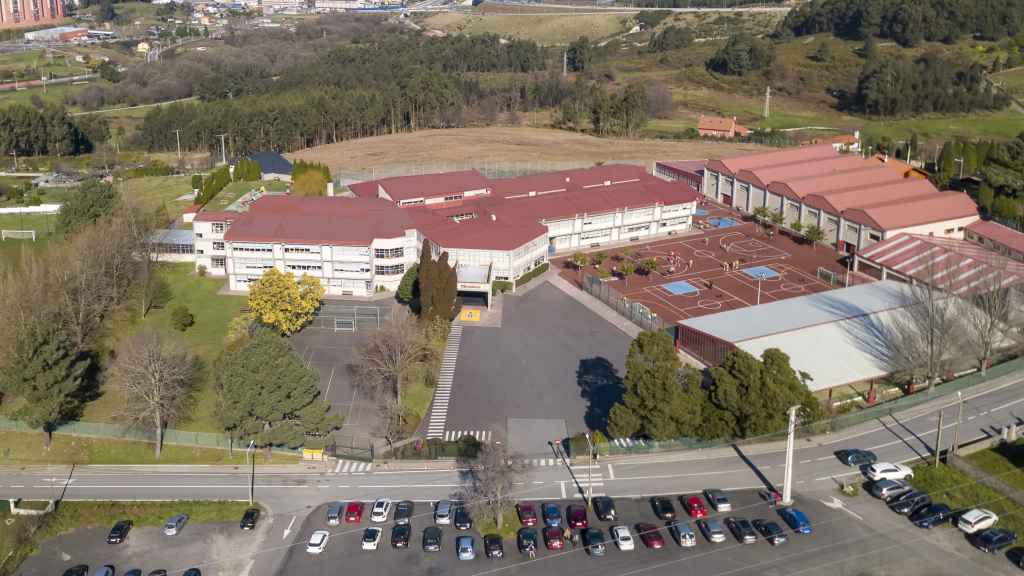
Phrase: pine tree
[{"left": 977, "top": 184, "right": 995, "bottom": 214}]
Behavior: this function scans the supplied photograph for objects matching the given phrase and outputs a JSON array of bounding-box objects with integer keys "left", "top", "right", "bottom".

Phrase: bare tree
[
  {"left": 111, "top": 328, "right": 196, "bottom": 459},
  {"left": 350, "top": 309, "right": 431, "bottom": 407},
  {"left": 961, "top": 266, "right": 1023, "bottom": 374},
  {"left": 461, "top": 443, "right": 526, "bottom": 530}
]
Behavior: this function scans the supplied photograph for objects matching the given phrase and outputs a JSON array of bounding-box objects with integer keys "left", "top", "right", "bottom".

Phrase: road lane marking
[
  {"left": 324, "top": 366, "right": 336, "bottom": 401},
  {"left": 991, "top": 397, "right": 1024, "bottom": 411},
  {"left": 282, "top": 516, "right": 296, "bottom": 540},
  {"left": 799, "top": 459, "right": 812, "bottom": 464},
  {"left": 334, "top": 460, "right": 343, "bottom": 473},
  {"left": 559, "top": 481, "right": 566, "bottom": 498},
  {"left": 607, "top": 464, "right": 615, "bottom": 480}
]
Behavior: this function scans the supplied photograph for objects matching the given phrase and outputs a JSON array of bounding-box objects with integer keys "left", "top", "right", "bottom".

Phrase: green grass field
[
  {"left": 966, "top": 439, "right": 1024, "bottom": 493},
  {"left": 119, "top": 174, "right": 195, "bottom": 218},
  {"left": 911, "top": 463, "right": 1024, "bottom": 537}
]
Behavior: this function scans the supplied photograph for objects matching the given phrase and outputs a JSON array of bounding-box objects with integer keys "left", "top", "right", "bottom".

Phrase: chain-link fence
[
  {"left": 580, "top": 273, "right": 668, "bottom": 333},
  {"left": 335, "top": 159, "right": 650, "bottom": 188}
]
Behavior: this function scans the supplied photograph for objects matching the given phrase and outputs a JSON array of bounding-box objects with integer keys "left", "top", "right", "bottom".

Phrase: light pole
[
  {"left": 583, "top": 432, "right": 594, "bottom": 504},
  {"left": 172, "top": 129, "right": 183, "bottom": 161},
  {"left": 952, "top": 391, "right": 965, "bottom": 456},
  {"left": 245, "top": 440, "right": 255, "bottom": 505},
  {"left": 781, "top": 405, "right": 801, "bottom": 506}
]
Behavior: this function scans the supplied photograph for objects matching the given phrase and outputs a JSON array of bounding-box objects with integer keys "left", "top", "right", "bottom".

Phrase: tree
[
  {"left": 977, "top": 184, "right": 995, "bottom": 214},
  {"left": 171, "top": 305, "right": 194, "bottom": 331},
  {"left": 56, "top": 180, "right": 118, "bottom": 235},
  {"left": 566, "top": 36, "right": 591, "bottom": 72},
  {"left": 752, "top": 206, "right": 772, "bottom": 233},
  {"left": 350, "top": 309, "right": 431, "bottom": 409},
  {"left": 592, "top": 251, "right": 607, "bottom": 267},
  {"left": 961, "top": 269, "right": 1021, "bottom": 374},
  {"left": 571, "top": 252, "right": 587, "bottom": 277},
  {"left": 706, "top": 34, "right": 775, "bottom": 76},
  {"left": 247, "top": 268, "right": 324, "bottom": 335},
  {"left": 216, "top": 328, "right": 342, "bottom": 456},
  {"left": 810, "top": 40, "right": 832, "bottom": 63},
  {"left": 111, "top": 329, "right": 195, "bottom": 459},
  {"left": 0, "top": 324, "right": 89, "bottom": 447},
  {"left": 98, "top": 0, "right": 117, "bottom": 23},
  {"left": 396, "top": 263, "right": 419, "bottom": 305},
  {"left": 292, "top": 170, "right": 328, "bottom": 197},
  {"left": 97, "top": 61, "right": 122, "bottom": 83},
  {"left": 619, "top": 260, "right": 636, "bottom": 286},
  {"left": 769, "top": 210, "right": 785, "bottom": 230},
  {"left": 993, "top": 196, "right": 1019, "bottom": 222},
  {"left": 803, "top": 224, "right": 825, "bottom": 248},
  {"left": 647, "top": 25, "right": 694, "bottom": 53},
  {"left": 461, "top": 442, "right": 526, "bottom": 531},
  {"left": 233, "top": 158, "right": 261, "bottom": 182},
  {"left": 418, "top": 244, "right": 457, "bottom": 323},
  {"left": 638, "top": 257, "right": 659, "bottom": 275}
]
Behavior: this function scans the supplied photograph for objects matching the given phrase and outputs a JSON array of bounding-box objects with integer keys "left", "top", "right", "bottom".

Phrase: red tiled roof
[
  {"left": 770, "top": 164, "right": 905, "bottom": 202},
  {"left": 486, "top": 178, "right": 700, "bottom": 223},
  {"left": 489, "top": 164, "right": 648, "bottom": 198},
  {"left": 656, "top": 160, "right": 705, "bottom": 175},
  {"left": 358, "top": 170, "right": 491, "bottom": 202},
  {"left": 705, "top": 144, "right": 837, "bottom": 177},
  {"left": 843, "top": 191, "right": 978, "bottom": 231},
  {"left": 737, "top": 155, "right": 867, "bottom": 189},
  {"left": 224, "top": 196, "right": 417, "bottom": 245},
  {"left": 413, "top": 212, "right": 548, "bottom": 251},
  {"left": 193, "top": 210, "right": 238, "bottom": 222},
  {"left": 183, "top": 204, "right": 202, "bottom": 214},
  {"left": 803, "top": 178, "right": 936, "bottom": 215},
  {"left": 966, "top": 220, "right": 1024, "bottom": 254},
  {"left": 698, "top": 115, "right": 739, "bottom": 132}
]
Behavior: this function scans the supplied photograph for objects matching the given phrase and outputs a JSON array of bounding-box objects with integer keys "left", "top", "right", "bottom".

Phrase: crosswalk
[
  {"left": 332, "top": 460, "right": 373, "bottom": 474},
  {"left": 612, "top": 437, "right": 649, "bottom": 448},
  {"left": 426, "top": 325, "right": 463, "bottom": 439},
  {"left": 571, "top": 464, "right": 605, "bottom": 495},
  {"left": 442, "top": 429, "right": 491, "bottom": 442}
]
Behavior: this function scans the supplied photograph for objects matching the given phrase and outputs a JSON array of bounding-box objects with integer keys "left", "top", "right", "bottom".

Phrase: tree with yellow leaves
[{"left": 248, "top": 268, "right": 325, "bottom": 335}]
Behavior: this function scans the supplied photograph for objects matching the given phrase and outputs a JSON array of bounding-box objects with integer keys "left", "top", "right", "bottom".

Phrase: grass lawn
[
  {"left": 0, "top": 212, "right": 57, "bottom": 266},
  {"left": 965, "top": 439, "right": 1024, "bottom": 493},
  {"left": 911, "top": 463, "right": 1024, "bottom": 536},
  {"left": 81, "top": 263, "right": 246, "bottom": 432},
  {"left": 119, "top": 175, "right": 195, "bottom": 219},
  {"left": 474, "top": 504, "right": 519, "bottom": 541},
  {"left": 0, "top": 430, "right": 297, "bottom": 465},
  {"left": 206, "top": 180, "right": 287, "bottom": 212}
]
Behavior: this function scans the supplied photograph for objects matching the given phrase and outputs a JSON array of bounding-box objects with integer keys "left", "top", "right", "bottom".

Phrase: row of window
[
  {"left": 374, "top": 247, "right": 404, "bottom": 259},
  {"left": 375, "top": 264, "right": 405, "bottom": 276}
]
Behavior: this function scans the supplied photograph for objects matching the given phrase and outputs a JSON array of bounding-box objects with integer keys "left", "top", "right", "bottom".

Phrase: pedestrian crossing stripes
[
  {"left": 612, "top": 437, "right": 649, "bottom": 448},
  {"left": 425, "top": 325, "right": 463, "bottom": 439},
  {"left": 443, "top": 430, "right": 491, "bottom": 443},
  {"left": 332, "top": 460, "right": 373, "bottom": 474}
]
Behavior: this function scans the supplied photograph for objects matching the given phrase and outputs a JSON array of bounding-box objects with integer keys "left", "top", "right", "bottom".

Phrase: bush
[
  {"left": 491, "top": 280, "right": 513, "bottom": 295},
  {"left": 197, "top": 264, "right": 207, "bottom": 277},
  {"left": 706, "top": 34, "right": 775, "bottom": 76},
  {"left": 171, "top": 305, "right": 194, "bottom": 331},
  {"left": 515, "top": 262, "right": 549, "bottom": 288}
]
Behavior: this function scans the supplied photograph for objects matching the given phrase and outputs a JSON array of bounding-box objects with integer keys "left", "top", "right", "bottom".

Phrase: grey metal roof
[
  {"left": 678, "top": 280, "right": 911, "bottom": 343},
  {"left": 249, "top": 151, "right": 293, "bottom": 175},
  {"left": 150, "top": 229, "right": 194, "bottom": 245}
]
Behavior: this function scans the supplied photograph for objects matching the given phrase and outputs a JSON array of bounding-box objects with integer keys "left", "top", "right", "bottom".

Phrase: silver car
[
  {"left": 668, "top": 520, "right": 696, "bottom": 547},
  {"left": 163, "top": 514, "right": 189, "bottom": 536},
  {"left": 435, "top": 500, "right": 454, "bottom": 525},
  {"left": 869, "top": 479, "right": 912, "bottom": 501},
  {"left": 703, "top": 489, "right": 732, "bottom": 512},
  {"left": 697, "top": 518, "right": 726, "bottom": 543}
]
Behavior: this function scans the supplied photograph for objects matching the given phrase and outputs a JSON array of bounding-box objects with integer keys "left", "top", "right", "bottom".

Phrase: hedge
[{"left": 515, "top": 262, "right": 549, "bottom": 288}]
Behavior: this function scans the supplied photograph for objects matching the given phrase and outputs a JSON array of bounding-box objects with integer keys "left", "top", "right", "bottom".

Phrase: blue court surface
[
  {"left": 662, "top": 280, "right": 700, "bottom": 295},
  {"left": 742, "top": 265, "right": 780, "bottom": 280},
  {"left": 708, "top": 216, "right": 740, "bottom": 228},
  {"left": 695, "top": 208, "right": 709, "bottom": 216}
]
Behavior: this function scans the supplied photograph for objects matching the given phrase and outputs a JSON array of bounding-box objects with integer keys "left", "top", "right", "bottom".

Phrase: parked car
[
  {"left": 394, "top": 500, "right": 414, "bottom": 525},
  {"left": 971, "top": 528, "right": 1017, "bottom": 553},
  {"left": 704, "top": 489, "right": 732, "bottom": 512},
  {"left": 889, "top": 491, "right": 931, "bottom": 516},
  {"left": 652, "top": 497, "right": 676, "bottom": 520},
  {"left": 422, "top": 526, "right": 442, "bottom": 552},
  {"left": 567, "top": 504, "right": 589, "bottom": 529},
  {"left": 93, "top": 567, "right": 115, "bottom": 576},
  {"left": 1008, "top": 547, "right": 1024, "bottom": 569},
  {"left": 667, "top": 520, "right": 696, "bottom": 547},
  {"left": 361, "top": 527, "right": 383, "bottom": 550},
  {"left": 834, "top": 449, "right": 878, "bottom": 467},
  {"left": 484, "top": 534, "right": 504, "bottom": 559},
  {"left": 62, "top": 566, "right": 90, "bottom": 576},
  {"left": 457, "top": 535, "right": 476, "bottom": 560},
  {"left": 434, "top": 500, "right": 453, "bottom": 525},
  {"left": 345, "top": 501, "right": 364, "bottom": 523},
  {"left": 240, "top": 508, "right": 260, "bottom": 530},
  {"left": 910, "top": 504, "right": 953, "bottom": 529},
  {"left": 542, "top": 502, "right": 562, "bottom": 527},
  {"left": 958, "top": 508, "right": 999, "bottom": 534},
  {"left": 725, "top": 517, "right": 757, "bottom": 544},
  {"left": 868, "top": 479, "right": 913, "bottom": 502},
  {"left": 163, "top": 514, "right": 188, "bottom": 536},
  {"left": 182, "top": 570, "right": 201, "bottom": 576},
  {"left": 865, "top": 462, "right": 914, "bottom": 482},
  {"left": 684, "top": 496, "right": 708, "bottom": 519},
  {"left": 543, "top": 526, "right": 564, "bottom": 550},
  {"left": 517, "top": 528, "right": 539, "bottom": 554},
  {"left": 391, "top": 524, "right": 411, "bottom": 548},
  {"left": 147, "top": 571, "right": 168, "bottom": 576},
  {"left": 370, "top": 499, "right": 392, "bottom": 523},
  {"left": 592, "top": 496, "right": 617, "bottom": 521},
  {"left": 326, "top": 502, "right": 343, "bottom": 526},
  {"left": 517, "top": 503, "right": 538, "bottom": 527},
  {"left": 454, "top": 506, "right": 473, "bottom": 530},
  {"left": 125, "top": 570, "right": 143, "bottom": 576},
  {"left": 611, "top": 525, "right": 635, "bottom": 551},
  {"left": 752, "top": 519, "right": 787, "bottom": 546},
  {"left": 584, "top": 528, "right": 606, "bottom": 556},
  {"left": 697, "top": 518, "right": 726, "bottom": 543},
  {"left": 778, "top": 508, "right": 813, "bottom": 534},
  {"left": 306, "top": 530, "right": 329, "bottom": 554},
  {"left": 107, "top": 520, "right": 132, "bottom": 544},
  {"left": 636, "top": 523, "right": 666, "bottom": 549}
]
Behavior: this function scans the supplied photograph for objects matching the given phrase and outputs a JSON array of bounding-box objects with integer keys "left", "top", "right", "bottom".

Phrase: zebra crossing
[
  {"left": 571, "top": 463, "right": 605, "bottom": 495},
  {"left": 425, "top": 325, "right": 463, "bottom": 439},
  {"left": 612, "top": 437, "right": 649, "bottom": 448},
  {"left": 331, "top": 459, "right": 373, "bottom": 474},
  {"left": 442, "top": 429, "right": 491, "bottom": 442}
]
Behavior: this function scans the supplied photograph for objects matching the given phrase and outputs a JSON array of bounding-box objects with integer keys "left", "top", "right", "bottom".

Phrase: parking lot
[
  {"left": 445, "top": 282, "right": 632, "bottom": 451},
  {"left": 274, "top": 489, "right": 1008, "bottom": 576}
]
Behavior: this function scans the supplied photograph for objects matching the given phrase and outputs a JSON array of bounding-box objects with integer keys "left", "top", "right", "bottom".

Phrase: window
[
  {"left": 213, "top": 241, "right": 225, "bottom": 251},
  {"left": 443, "top": 194, "right": 463, "bottom": 202},
  {"left": 945, "top": 228, "right": 955, "bottom": 234},
  {"left": 211, "top": 256, "right": 226, "bottom": 269},
  {"left": 374, "top": 247, "right": 404, "bottom": 259},
  {"left": 286, "top": 264, "right": 322, "bottom": 272},
  {"left": 285, "top": 246, "right": 319, "bottom": 254},
  {"left": 451, "top": 213, "right": 475, "bottom": 222},
  {"left": 374, "top": 263, "right": 405, "bottom": 276},
  {"left": 868, "top": 233, "right": 881, "bottom": 242},
  {"left": 233, "top": 246, "right": 273, "bottom": 254},
  {"left": 626, "top": 224, "right": 650, "bottom": 234},
  {"left": 400, "top": 199, "right": 425, "bottom": 206},
  {"left": 212, "top": 223, "right": 226, "bottom": 234},
  {"left": 195, "top": 233, "right": 204, "bottom": 239}
]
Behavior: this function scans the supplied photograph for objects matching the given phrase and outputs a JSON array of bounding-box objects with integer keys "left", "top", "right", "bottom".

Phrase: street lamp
[
  {"left": 781, "top": 405, "right": 802, "bottom": 506},
  {"left": 583, "top": 433, "right": 595, "bottom": 504},
  {"left": 245, "top": 440, "right": 255, "bottom": 505}
]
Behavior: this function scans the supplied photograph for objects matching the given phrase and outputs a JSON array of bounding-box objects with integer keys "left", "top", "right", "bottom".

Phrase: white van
[{"left": 435, "top": 500, "right": 454, "bottom": 525}]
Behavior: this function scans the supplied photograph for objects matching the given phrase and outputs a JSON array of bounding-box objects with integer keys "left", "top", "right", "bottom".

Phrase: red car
[
  {"left": 345, "top": 501, "right": 364, "bottom": 523},
  {"left": 636, "top": 523, "right": 665, "bottom": 549},
  {"left": 542, "top": 526, "right": 564, "bottom": 550},
  {"left": 684, "top": 496, "right": 708, "bottom": 519},
  {"left": 567, "top": 505, "right": 588, "bottom": 529},
  {"left": 517, "top": 503, "right": 538, "bottom": 527}
]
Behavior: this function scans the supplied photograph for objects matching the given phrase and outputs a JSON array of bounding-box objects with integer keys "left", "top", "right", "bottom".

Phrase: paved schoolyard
[{"left": 443, "top": 282, "right": 632, "bottom": 452}]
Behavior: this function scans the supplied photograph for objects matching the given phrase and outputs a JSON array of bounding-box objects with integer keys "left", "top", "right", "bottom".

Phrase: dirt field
[
  {"left": 420, "top": 10, "right": 631, "bottom": 44},
  {"left": 289, "top": 127, "right": 767, "bottom": 175}
]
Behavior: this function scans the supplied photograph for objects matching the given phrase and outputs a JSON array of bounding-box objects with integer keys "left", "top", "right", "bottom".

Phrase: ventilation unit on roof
[
  {"left": 490, "top": 214, "right": 496, "bottom": 221},
  {"left": 529, "top": 191, "right": 536, "bottom": 197},
  {"left": 565, "top": 177, "right": 571, "bottom": 183},
  {"left": 604, "top": 180, "right": 611, "bottom": 186}
]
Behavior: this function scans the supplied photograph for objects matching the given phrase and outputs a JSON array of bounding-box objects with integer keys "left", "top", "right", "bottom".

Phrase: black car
[
  {"left": 910, "top": 503, "right": 952, "bottom": 528},
  {"left": 517, "top": 528, "right": 539, "bottom": 554},
  {"left": 583, "top": 528, "right": 606, "bottom": 556},
  {"left": 484, "top": 534, "right": 504, "bottom": 559},
  {"left": 61, "top": 566, "right": 90, "bottom": 576},
  {"left": 394, "top": 500, "right": 414, "bottom": 525},
  {"left": 240, "top": 507, "right": 260, "bottom": 530},
  {"left": 422, "top": 526, "right": 442, "bottom": 552},
  {"left": 391, "top": 524, "right": 411, "bottom": 548},
  {"left": 724, "top": 517, "right": 757, "bottom": 544},
  {"left": 889, "top": 491, "right": 931, "bottom": 516},
  {"left": 125, "top": 571, "right": 143, "bottom": 576},
  {"left": 182, "top": 570, "right": 201, "bottom": 576},
  {"left": 751, "top": 519, "right": 787, "bottom": 546},
  {"left": 971, "top": 528, "right": 1017, "bottom": 553},
  {"left": 652, "top": 497, "right": 676, "bottom": 520},
  {"left": 107, "top": 520, "right": 133, "bottom": 544},
  {"left": 592, "top": 496, "right": 617, "bottom": 521},
  {"left": 834, "top": 449, "right": 878, "bottom": 467},
  {"left": 1008, "top": 547, "right": 1024, "bottom": 569},
  {"left": 454, "top": 506, "right": 473, "bottom": 530}
]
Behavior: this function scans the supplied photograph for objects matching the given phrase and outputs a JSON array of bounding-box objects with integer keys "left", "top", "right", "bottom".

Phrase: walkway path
[{"left": 424, "top": 325, "right": 463, "bottom": 439}]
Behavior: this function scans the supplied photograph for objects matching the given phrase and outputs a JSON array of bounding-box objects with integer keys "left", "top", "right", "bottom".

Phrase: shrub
[
  {"left": 515, "top": 262, "right": 549, "bottom": 288},
  {"left": 491, "top": 280, "right": 513, "bottom": 295},
  {"left": 197, "top": 264, "right": 207, "bottom": 277},
  {"left": 171, "top": 305, "right": 194, "bottom": 331}
]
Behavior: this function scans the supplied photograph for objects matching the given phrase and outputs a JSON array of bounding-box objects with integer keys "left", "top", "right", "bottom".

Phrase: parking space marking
[
  {"left": 323, "top": 367, "right": 336, "bottom": 401},
  {"left": 607, "top": 464, "right": 615, "bottom": 479},
  {"left": 559, "top": 481, "right": 566, "bottom": 498}
]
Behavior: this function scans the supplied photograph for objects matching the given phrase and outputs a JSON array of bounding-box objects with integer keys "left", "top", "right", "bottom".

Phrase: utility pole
[
  {"left": 216, "top": 133, "right": 228, "bottom": 165},
  {"left": 562, "top": 50, "right": 567, "bottom": 77},
  {"left": 952, "top": 392, "right": 964, "bottom": 456},
  {"left": 781, "top": 405, "right": 801, "bottom": 506},
  {"left": 246, "top": 440, "right": 255, "bottom": 505},
  {"left": 934, "top": 409, "right": 944, "bottom": 467},
  {"left": 172, "top": 129, "right": 183, "bottom": 161},
  {"left": 954, "top": 157, "right": 964, "bottom": 179},
  {"left": 584, "top": 432, "right": 594, "bottom": 504},
  {"left": 763, "top": 85, "right": 771, "bottom": 119}
]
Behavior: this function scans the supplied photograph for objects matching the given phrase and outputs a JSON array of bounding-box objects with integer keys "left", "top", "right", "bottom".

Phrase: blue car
[
  {"left": 542, "top": 502, "right": 562, "bottom": 527},
  {"left": 778, "top": 507, "right": 812, "bottom": 534}
]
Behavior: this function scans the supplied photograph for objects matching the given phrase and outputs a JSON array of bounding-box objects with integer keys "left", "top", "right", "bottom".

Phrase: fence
[
  {"left": 309, "top": 304, "right": 391, "bottom": 331},
  {"left": 335, "top": 159, "right": 649, "bottom": 188},
  {"left": 325, "top": 434, "right": 375, "bottom": 462},
  {"left": 580, "top": 273, "right": 667, "bottom": 333}
]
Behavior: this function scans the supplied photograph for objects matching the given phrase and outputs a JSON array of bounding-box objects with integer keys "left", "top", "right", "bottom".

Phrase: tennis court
[{"left": 661, "top": 280, "right": 700, "bottom": 295}]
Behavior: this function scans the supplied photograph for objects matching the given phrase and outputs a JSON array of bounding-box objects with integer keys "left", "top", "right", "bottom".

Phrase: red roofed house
[
  {"left": 966, "top": 220, "right": 1024, "bottom": 262},
  {"left": 697, "top": 115, "right": 750, "bottom": 139}
]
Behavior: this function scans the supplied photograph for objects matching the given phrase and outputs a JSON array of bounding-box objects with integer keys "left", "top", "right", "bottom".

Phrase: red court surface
[{"left": 555, "top": 204, "right": 855, "bottom": 325}]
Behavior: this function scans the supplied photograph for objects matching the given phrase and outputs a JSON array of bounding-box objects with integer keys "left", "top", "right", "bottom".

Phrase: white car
[
  {"left": 306, "top": 530, "right": 329, "bottom": 554},
  {"left": 865, "top": 462, "right": 914, "bottom": 482},
  {"left": 361, "top": 527, "right": 383, "bottom": 550},
  {"left": 370, "top": 498, "right": 392, "bottom": 523},
  {"left": 611, "top": 525, "right": 635, "bottom": 551},
  {"left": 958, "top": 508, "right": 998, "bottom": 534}
]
